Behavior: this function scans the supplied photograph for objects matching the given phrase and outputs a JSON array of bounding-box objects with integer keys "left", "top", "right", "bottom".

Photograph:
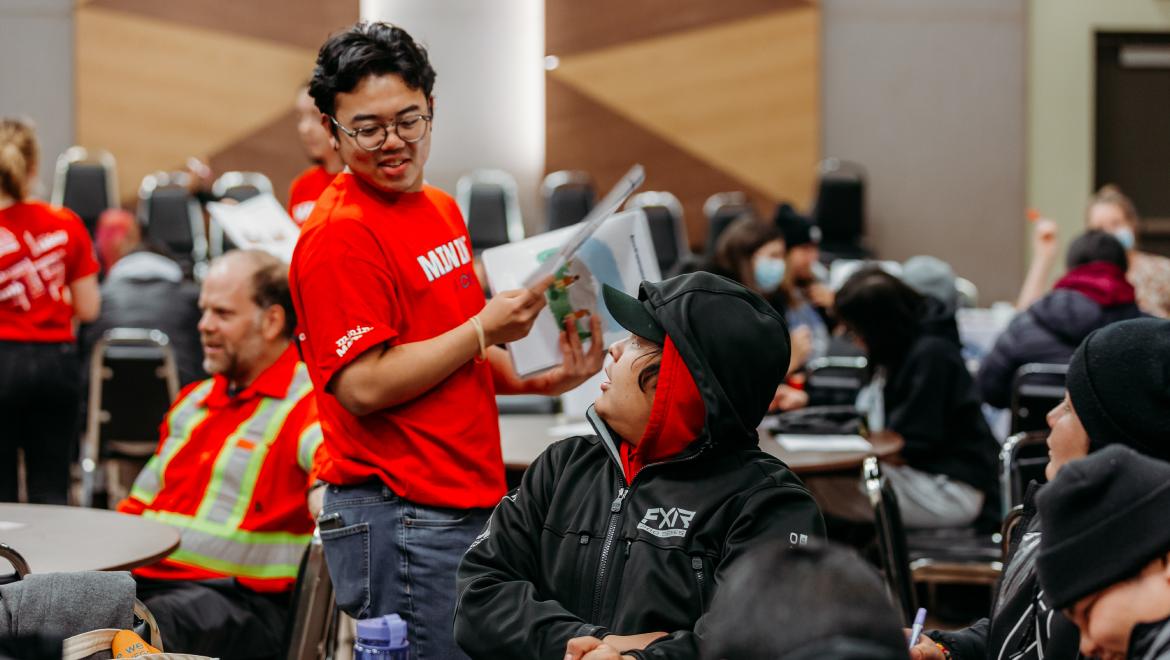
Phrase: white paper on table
[
  {"left": 775, "top": 434, "right": 872, "bottom": 452},
  {"left": 0, "top": 521, "right": 25, "bottom": 531},
  {"left": 206, "top": 194, "right": 300, "bottom": 263},
  {"left": 482, "top": 209, "right": 662, "bottom": 377}
]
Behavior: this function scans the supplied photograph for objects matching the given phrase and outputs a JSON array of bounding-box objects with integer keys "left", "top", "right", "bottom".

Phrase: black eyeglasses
[{"left": 330, "top": 113, "right": 432, "bottom": 150}]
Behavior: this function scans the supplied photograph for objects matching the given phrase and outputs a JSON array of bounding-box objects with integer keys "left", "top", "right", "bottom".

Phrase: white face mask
[
  {"left": 1112, "top": 227, "right": 1136, "bottom": 251},
  {"left": 753, "top": 256, "right": 786, "bottom": 292}
]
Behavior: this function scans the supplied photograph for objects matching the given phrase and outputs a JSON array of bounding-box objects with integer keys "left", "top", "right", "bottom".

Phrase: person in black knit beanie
[
  {"left": 912, "top": 317, "right": 1170, "bottom": 660},
  {"left": 1036, "top": 445, "right": 1170, "bottom": 660}
]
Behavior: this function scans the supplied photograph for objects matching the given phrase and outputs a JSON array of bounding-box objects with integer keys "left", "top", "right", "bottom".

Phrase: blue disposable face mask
[
  {"left": 754, "top": 256, "right": 786, "bottom": 292},
  {"left": 1112, "top": 227, "right": 1136, "bottom": 251}
]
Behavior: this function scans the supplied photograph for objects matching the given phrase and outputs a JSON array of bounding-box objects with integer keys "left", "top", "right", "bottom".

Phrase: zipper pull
[
  {"left": 611, "top": 487, "right": 629, "bottom": 513},
  {"left": 625, "top": 539, "right": 632, "bottom": 557},
  {"left": 691, "top": 556, "right": 703, "bottom": 571},
  {"left": 579, "top": 533, "right": 591, "bottom": 545}
]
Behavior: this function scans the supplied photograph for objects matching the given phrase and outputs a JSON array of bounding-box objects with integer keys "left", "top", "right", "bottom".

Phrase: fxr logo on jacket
[{"left": 637, "top": 506, "right": 696, "bottom": 539}]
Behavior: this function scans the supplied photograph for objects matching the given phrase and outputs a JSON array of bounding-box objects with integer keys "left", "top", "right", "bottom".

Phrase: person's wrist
[{"left": 468, "top": 316, "right": 488, "bottom": 362}]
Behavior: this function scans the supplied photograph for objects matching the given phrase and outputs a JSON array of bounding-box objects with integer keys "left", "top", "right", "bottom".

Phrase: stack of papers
[{"left": 775, "top": 434, "right": 872, "bottom": 452}]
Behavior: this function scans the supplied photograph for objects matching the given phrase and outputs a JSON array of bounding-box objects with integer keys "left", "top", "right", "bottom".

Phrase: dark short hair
[
  {"left": 309, "top": 22, "right": 436, "bottom": 119},
  {"left": 635, "top": 341, "right": 664, "bottom": 393},
  {"left": 1066, "top": 229, "right": 1128, "bottom": 272},
  {"left": 702, "top": 541, "right": 906, "bottom": 660},
  {"left": 835, "top": 267, "right": 924, "bottom": 371}
]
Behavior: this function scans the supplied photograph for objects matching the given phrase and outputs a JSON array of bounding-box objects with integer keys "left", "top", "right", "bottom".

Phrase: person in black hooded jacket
[
  {"left": 833, "top": 267, "right": 1000, "bottom": 529},
  {"left": 977, "top": 230, "right": 1143, "bottom": 409},
  {"left": 453, "top": 272, "right": 825, "bottom": 660}
]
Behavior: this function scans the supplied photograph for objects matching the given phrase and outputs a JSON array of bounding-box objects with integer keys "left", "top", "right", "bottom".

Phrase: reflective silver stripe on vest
[
  {"left": 170, "top": 525, "right": 308, "bottom": 576},
  {"left": 197, "top": 366, "right": 313, "bottom": 525},
  {"left": 129, "top": 380, "right": 216, "bottom": 504},
  {"left": 297, "top": 423, "right": 323, "bottom": 473}
]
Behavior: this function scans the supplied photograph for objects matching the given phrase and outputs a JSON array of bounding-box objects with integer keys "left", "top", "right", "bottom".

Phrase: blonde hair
[
  {"left": 1089, "top": 184, "right": 1139, "bottom": 227},
  {"left": 0, "top": 118, "right": 37, "bottom": 202}
]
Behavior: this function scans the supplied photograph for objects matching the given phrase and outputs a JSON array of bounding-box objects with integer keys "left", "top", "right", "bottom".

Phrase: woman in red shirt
[{"left": 0, "top": 118, "right": 100, "bottom": 503}]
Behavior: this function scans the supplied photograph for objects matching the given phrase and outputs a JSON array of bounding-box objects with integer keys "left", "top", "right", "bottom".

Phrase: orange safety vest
[{"left": 119, "top": 346, "right": 323, "bottom": 592}]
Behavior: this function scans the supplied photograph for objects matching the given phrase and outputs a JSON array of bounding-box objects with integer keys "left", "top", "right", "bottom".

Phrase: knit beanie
[
  {"left": 1065, "top": 317, "right": 1170, "bottom": 457},
  {"left": 1036, "top": 445, "right": 1170, "bottom": 609}
]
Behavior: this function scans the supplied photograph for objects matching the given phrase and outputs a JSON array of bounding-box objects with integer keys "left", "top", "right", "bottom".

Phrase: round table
[
  {"left": 499, "top": 415, "right": 902, "bottom": 476},
  {"left": 0, "top": 504, "right": 180, "bottom": 574}
]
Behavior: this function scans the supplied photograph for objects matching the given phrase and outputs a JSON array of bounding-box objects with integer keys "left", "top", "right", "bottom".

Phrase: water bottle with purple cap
[{"left": 354, "top": 614, "right": 410, "bottom": 660}]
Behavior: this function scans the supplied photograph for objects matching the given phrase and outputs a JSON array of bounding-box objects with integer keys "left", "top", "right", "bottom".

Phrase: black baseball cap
[{"left": 601, "top": 284, "right": 665, "bottom": 345}]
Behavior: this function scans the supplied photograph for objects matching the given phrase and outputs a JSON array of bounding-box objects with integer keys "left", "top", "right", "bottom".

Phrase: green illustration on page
[{"left": 537, "top": 247, "right": 595, "bottom": 342}]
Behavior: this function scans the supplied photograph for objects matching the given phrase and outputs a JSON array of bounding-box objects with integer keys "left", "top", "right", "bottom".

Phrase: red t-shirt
[
  {"left": 288, "top": 165, "right": 336, "bottom": 226},
  {"left": 0, "top": 201, "right": 99, "bottom": 342},
  {"left": 289, "top": 173, "right": 504, "bottom": 508}
]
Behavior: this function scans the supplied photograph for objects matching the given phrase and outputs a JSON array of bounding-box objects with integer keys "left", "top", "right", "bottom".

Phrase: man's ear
[
  {"left": 261, "top": 305, "right": 286, "bottom": 343},
  {"left": 428, "top": 96, "right": 435, "bottom": 117},
  {"left": 321, "top": 114, "right": 339, "bottom": 150}
]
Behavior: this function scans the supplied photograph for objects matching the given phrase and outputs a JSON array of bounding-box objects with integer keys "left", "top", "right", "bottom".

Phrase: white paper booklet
[
  {"left": 775, "top": 434, "right": 873, "bottom": 452},
  {"left": 206, "top": 194, "right": 300, "bottom": 263},
  {"left": 482, "top": 209, "right": 662, "bottom": 376}
]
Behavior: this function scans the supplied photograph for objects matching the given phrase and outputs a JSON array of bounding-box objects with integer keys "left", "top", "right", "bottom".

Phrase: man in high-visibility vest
[{"left": 118, "top": 249, "right": 324, "bottom": 660}]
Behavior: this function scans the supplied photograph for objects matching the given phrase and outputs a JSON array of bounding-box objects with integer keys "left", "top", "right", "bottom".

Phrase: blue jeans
[{"left": 319, "top": 482, "right": 490, "bottom": 660}]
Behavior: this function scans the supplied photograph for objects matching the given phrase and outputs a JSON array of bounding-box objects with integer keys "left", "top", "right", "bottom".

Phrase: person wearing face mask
[
  {"left": 454, "top": 272, "right": 825, "bottom": 660},
  {"left": 909, "top": 317, "right": 1170, "bottom": 660},
  {"left": 1018, "top": 186, "right": 1170, "bottom": 318}
]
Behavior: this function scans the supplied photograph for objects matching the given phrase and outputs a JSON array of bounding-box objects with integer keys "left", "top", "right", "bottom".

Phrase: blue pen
[{"left": 908, "top": 607, "right": 927, "bottom": 649}]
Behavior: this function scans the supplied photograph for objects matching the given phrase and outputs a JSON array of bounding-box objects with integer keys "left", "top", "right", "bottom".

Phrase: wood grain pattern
[
  {"left": 547, "top": 0, "right": 812, "bottom": 56},
  {"left": 551, "top": 8, "right": 819, "bottom": 207},
  {"left": 548, "top": 77, "right": 776, "bottom": 250},
  {"left": 76, "top": 7, "right": 316, "bottom": 203},
  {"left": 88, "top": 0, "right": 357, "bottom": 50}
]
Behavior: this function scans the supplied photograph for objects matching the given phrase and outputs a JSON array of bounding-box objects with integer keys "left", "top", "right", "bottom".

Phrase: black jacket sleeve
[
  {"left": 976, "top": 318, "right": 1025, "bottom": 409},
  {"left": 887, "top": 341, "right": 965, "bottom": 461},
  {"left": 927, "top": 618, "right": 989, "bottom": 659},
  {"left": 630, "top": 480, "right": 825, "bottom": 660},
  {"left": 454, "top": 439, "right": 606, "bottom": 660}
]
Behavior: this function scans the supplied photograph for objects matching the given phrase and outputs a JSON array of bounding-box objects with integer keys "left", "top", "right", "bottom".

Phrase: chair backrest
[
  {"left": 81, "top": 329, "right": 180, "bottom": 507},
  {"left": 51, "top": 147, "right": 119, "bottom": 237},
  {"left": 862, "top": 456, "right": 918, "bottom": 624},
  {"left": 998, "top": 431, "right": 1050, "bottom": 518},
  {"left": 286, "top": 529, "right": 337, "bottom": 660},
  {"left": 138, "top": 172, "right": 207, "bottom": 279},
  {"left": 702, "top": 192, "right": 753, "bottom": 256},
  {"left": 805, "top": 356, "right": 869, "bottom": 407},
  {"left": 811, "top": 158, "right": 865, "bottom": 248},
  {"left": 542, "top": 170, "right": 595, "bottom": 231},
  {"left": 1010, "top": 363, "right": 1068, "bottom": 434},
  {"left": 207, "top": 172, "right": 275, "bottom": 257},
  {"left": 626, "top": 191, "right": 688, "bottom": 275},
  {"left": 456, "top": 169, "right": 524, "bottom": 252},
  {"left": 0, "top": 543, "right": 29, "bottom": 585}
]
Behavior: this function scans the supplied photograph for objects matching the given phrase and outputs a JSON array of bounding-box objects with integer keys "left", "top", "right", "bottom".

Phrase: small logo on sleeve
[
  {"left": 637, "top": 506, "right": 696, "bottom": 539},
  {"left": 335, "top": 325, "right": 374, "bottom": 358}
]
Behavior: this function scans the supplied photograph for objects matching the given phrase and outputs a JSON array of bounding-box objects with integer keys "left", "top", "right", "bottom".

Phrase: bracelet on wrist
[{"left": 468, "top": 316, "right": 487, "bottom": 363}]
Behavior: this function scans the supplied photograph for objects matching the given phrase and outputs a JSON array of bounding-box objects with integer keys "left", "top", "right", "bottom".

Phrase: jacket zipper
[
  {"left": 590, "top": 486, "right": 628, "bottom": 622},
  {"left": 692, "top": 555, "right": 707, "bottom": 610}
]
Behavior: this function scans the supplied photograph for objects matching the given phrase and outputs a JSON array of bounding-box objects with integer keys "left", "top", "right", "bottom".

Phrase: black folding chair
[
  {"left": 805, "top": 356, "right": 869, "bottom": 407},
  {"left": 542, "top": 170, "right": 595, "bottom": 231},
  {"left": 626, "top": 191, "right": 689, "bottom": 275},
  {"left": 1009, "top": 363, "right": 1067, "bottom": 434},
  {"left": 286, "top": 529, "right": 338, "bottom": 660},
  {"left": 138, "top": 172, "right": 207, "bottom": 279},
  {"left": 209, "top": 172, "right": 275, "bottom": 257},
  {"left": 811, "top": 158, "right": 869, "bottom": 261},
  {"left": 51, "top": 147, "right": 119, "bottom": 238},
  {"left": 81, "top": 329, "right": 180, "bottom": 508},
  {"left": 862, "top": 457, "right": 917, "bottom": 624},
  {"left": 456, "top": 169, "right": 524, "bottom": 252},
  {"left": 702, "top": 192, "right": 754, "bottom": 257},
  {"left": 999, "top": 431, "right": 1050, "bottom": 518}
]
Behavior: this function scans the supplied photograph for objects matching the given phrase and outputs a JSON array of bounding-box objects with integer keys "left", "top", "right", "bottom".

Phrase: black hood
[
  {"left": 918, "top": 294, "right": 961, "bottom": 346},
  {"left": 635, "top": 272, "right": 792, "bottom": 449},
  {"left": 1029, "top": 289, "right": 1142, "bottom": 346}
]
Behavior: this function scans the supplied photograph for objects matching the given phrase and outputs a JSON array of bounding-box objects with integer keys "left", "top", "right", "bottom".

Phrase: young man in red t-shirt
[
  {"left": 290, "top": 22, "right": 604, "bottom": 660},
  {"left": 288, "top": 84, "right": 343, "bottom": 226}
]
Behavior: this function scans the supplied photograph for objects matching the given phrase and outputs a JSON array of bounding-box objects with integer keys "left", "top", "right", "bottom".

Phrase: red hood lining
[{"left": 619, "top": 336, "right": 707, "bottom": 485}]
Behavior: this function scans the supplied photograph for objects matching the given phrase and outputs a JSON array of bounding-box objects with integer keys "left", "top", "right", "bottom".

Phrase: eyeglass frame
[{"left": 329, "top": 113, "right": 433, "bottom": 151}]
